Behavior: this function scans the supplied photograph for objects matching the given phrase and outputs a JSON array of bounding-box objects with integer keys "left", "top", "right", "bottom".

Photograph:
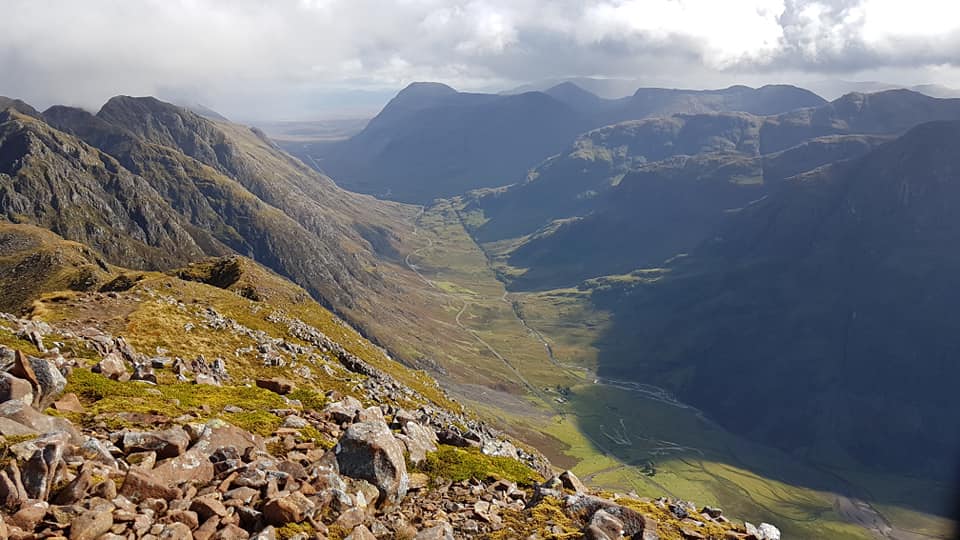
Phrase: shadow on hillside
[{"left": 578, "top": 268, "right": 960, "bottom": 525}]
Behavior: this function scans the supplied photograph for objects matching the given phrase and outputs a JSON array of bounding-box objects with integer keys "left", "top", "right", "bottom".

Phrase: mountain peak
[
  {"left": 396, "top": 81, "right": 458, "bottom": 98},
  {"left": 98, "top": 94, "right": 186, "bottom": 119},
  {"left": 0, "top": 96, "right": 41, "bottom": 118}
]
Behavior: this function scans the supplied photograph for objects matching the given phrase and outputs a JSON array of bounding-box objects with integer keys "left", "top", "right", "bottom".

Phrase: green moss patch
[{"left": 416, "top": 444, "right": 542, "bottom": 487}]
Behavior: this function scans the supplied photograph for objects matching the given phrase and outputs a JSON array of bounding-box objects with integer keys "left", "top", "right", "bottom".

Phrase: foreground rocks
[{"left": 0, "top": 312, "right": 779, "bottom": 539}]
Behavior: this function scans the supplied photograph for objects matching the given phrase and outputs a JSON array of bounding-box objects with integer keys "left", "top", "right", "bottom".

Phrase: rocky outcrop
[{"left": 0, "top": 311, "right": 774, "bottom": 540}]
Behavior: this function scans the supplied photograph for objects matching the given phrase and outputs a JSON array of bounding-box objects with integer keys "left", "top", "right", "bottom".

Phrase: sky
[{"left": 3, "top": 0, "right": 960, "bottom": 120}]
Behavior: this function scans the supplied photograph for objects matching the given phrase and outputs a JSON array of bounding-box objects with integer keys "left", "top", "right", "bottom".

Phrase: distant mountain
[
  {"left": 505, "top": 77, "right": 648, "bottom": 99},
  {"left": 465, "top": 89, "right": 960, "bottom": 289},
  {"left": 588, "top": 121, "right": 960, "bottom": 476},
  {"left": 808, "top": 79, "right": 960, "bottom": 100},
  {"left": 288, "top": 82, "right": 826, "bottom": 204}
]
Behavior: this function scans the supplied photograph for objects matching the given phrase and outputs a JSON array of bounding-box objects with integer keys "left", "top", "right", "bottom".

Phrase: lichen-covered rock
[
  {"left": 262, "top": 491, "right": 315, "bottom": 525},
  {"left": 323, "top": 396, "right": 363, "bottom": 424},
  {"left": 335, "top": 420, "right": 408, "bottom": 507},
  {"left": 396, "top": 421, "right": 437, "bottom": 465},
  {"left": 0, "top": 373, "right": 33, "bottom": 406},
  {"left": 121, "top": 427, "right": 191, "bottom": 458},
  {"left": 93, "top": 351, "right": 127, "bottom": 381},
  {"left": 586, "top": 509, "right": 624, "bottom": 540},
  {"left": 68, "top": 509, "right": 113, "bottom": 540}
]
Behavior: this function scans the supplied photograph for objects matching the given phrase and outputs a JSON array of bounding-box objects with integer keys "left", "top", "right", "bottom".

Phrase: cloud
[{"left": 1, "top": 0, "right": 960, "bottom": 118}]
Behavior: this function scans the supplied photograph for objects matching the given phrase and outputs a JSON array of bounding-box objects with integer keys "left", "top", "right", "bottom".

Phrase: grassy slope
[{"left": 408, "top": 200, "right": 953, "bottom": 539}]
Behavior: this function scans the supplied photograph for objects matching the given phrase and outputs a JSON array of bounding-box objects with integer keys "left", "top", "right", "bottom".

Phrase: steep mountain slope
[
  {"left": 471, "top": 90, "right": 960, "bottom": 243},
  {"left": 1, "top": 98, "right": 513, "bottom": 400},
  {"left": 0, "top": 109, "right": 218, "bottom": 268},
  {"left": 287, "top": 83, "right": 825, "bottom": 204},
  {"left": 500, "top": 135, "right": 887, "bottom": 289},
  {"left": 0, "top": 222, "right": 113, "bottom": 312},
  {"left": 760, "top": 89, "right": 960, "bottom": 152},
  {"left": 588, "top": 121, "right": 960, "bottom": 477},
  {"left": 463, "top": 90, "right": 960, "bottom": 290},
  {"left": 312, "top": 86, "right": 591, "bottom": 203},
  {"left": 40, "top": 100, "right": 406, "bottom": 309}
]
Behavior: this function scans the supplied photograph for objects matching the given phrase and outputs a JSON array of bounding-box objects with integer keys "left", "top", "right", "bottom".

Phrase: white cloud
[{"left": 2, "top": 0, "right": 960, "bottom": 118}]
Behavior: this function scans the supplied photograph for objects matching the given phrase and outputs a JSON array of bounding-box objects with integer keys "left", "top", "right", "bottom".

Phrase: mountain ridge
[{"left": 286, "top": 82, "right": 827, "bottom": 203}]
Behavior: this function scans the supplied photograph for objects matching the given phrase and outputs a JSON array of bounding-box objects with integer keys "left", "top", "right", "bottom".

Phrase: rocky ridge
[{"left": 0, "top": 278, "right": 778, "bottom": 539}]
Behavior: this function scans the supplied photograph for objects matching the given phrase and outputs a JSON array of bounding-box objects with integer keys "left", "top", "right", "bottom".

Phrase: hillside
[
  {"left": 286, "top": 83, "right": 825, "bottom": 204},
  {"left": 463, "top": 89, "right": 960, "bottom": 290},
  {"left": 585, "top": 121, "right": 960, "bottom": 478},
  {"left": 0, "top": 221, "right": 780, "bottom": 540}
]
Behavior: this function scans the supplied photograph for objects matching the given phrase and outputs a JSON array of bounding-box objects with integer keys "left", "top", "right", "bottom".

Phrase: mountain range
[
  {"left": 3, "top": 80, "right": 960, "bottom": 538},
  {"left": 284, "top": 82, "right": 824, "bottom": 203},
  {"left": 464, "top": 89, "right": 960, "bottom": 289}
]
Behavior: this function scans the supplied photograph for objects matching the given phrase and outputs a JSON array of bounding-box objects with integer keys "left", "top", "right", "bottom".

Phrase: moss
[
  {"left": 489, "top": 496, "right": 581, "bottom": 540},
  {"left": 614, "top": 497, "right": 736, "bottom": 540},
  {"left": 288, "top": 388, "right": 326, "bottom": 412},
  {"left": 276, "top": 521, "right": 315, "bottom": 540},
  {"left": 222, "top": 410, "right": 283, "bottom": 437},
  {"left": 0, "top": 327, "right": 40, "bottom": 356},
  {"left": 325, "top": 524, "right": 347, "bottom": 540},
  {"left": 416, "top": 445, "right": 542, "bottom": 487},
  {"left": 66, "top": 369, "right": 288, "bottom": 429}
]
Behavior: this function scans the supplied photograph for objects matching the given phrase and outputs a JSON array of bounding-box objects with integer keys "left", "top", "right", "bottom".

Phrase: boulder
[
  {"left": 563, "top": 494, "right": 652, "bottom": 538},
  {"left": 9, "top": 499, "right": 48, "bottom": 531},
  {"left": 167, "top": 509, "right": 200, "bottom": 530},
  {"left": 121, "top": 427, "right": 190, "bottom": 458},
  {"left": 0, "top": 418, "right": 39, "bottom": 439},
  {"left": 323, "top": 396, "right": 363, "bottom": 424},
  {"left": 414, "top": 522, "right": 454, "bottom": 540},
  {"left": 51, "top": 468, "right": 92, "bottom": 505},
  {"left": 255, "top": 378, "right": 295, "bottom": 395},
  {"left": 586, "top": 509, "right": 624, "bottom": 540},
  {"left": 481, "top": 439, "right": 519, "bottom": 459},
  {"left": 757, "top": 523, "right": 781, "bottom": 540},
  {"left": 92, "top": 352, "right": 127, "bottom": 381},
  {"left": 151, "top": 421, "right": 259, "bottom": 489},
  {"left": 0, "top": 373, "right": 34, "bottom": 406},
  {"left": 51, "top": 393, "right": 85, "bottom": 413},
  {"left": 559, "top": 470, "right": 588, "bottom": 494},
  {"left": 213, "top": 523, "right": 249, "bottom": 540},
  {"left": 190, "top": 495, "right": 229, "bottom": 521},
  {"left": 355, "top": 406, "right": 384, "bottom": 423},
  {"left": 250, "top": 526, "right": 276, "bottom": 540},
  {"left": 9, "top": 352, "right": 66, "bottom": 410},
  {"left": 68, "top": 509, "right": 113, "bottom": 540},
  {"left": 344, "top": 525, "right": 376, "bottom": 540},
  {"left": 21, "top": 439, "right": 65, "bottom": 500},
  {"left": 0, "top": 400, "right": 79, "bottom": 441},
  {"left": 335, "top": 421, "right": 408, "bottom": 507},
  {"left": 0, "top": 462, "right": 27, "bottom": 510},
  {"left": 396, "top": 421, "right": 437, "bottom": 465},
  {"left": 119, "top": 468, "right": 181, "bottom": 501},
  {"left": 159, "top": 522, "right": 194, "bottom": 540},
  {"left": 262, "top": 491, "right": 315, "bottom": 525}
]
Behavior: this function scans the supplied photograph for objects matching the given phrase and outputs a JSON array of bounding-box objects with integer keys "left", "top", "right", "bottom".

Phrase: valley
[{"left": 397, "top": 198, "right": 954, "bottom": 539}]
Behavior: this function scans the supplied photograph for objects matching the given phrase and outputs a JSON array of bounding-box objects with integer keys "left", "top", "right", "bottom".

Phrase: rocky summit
[{"left": 0, "top": 225, "right": 776, "bottom": 539}]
